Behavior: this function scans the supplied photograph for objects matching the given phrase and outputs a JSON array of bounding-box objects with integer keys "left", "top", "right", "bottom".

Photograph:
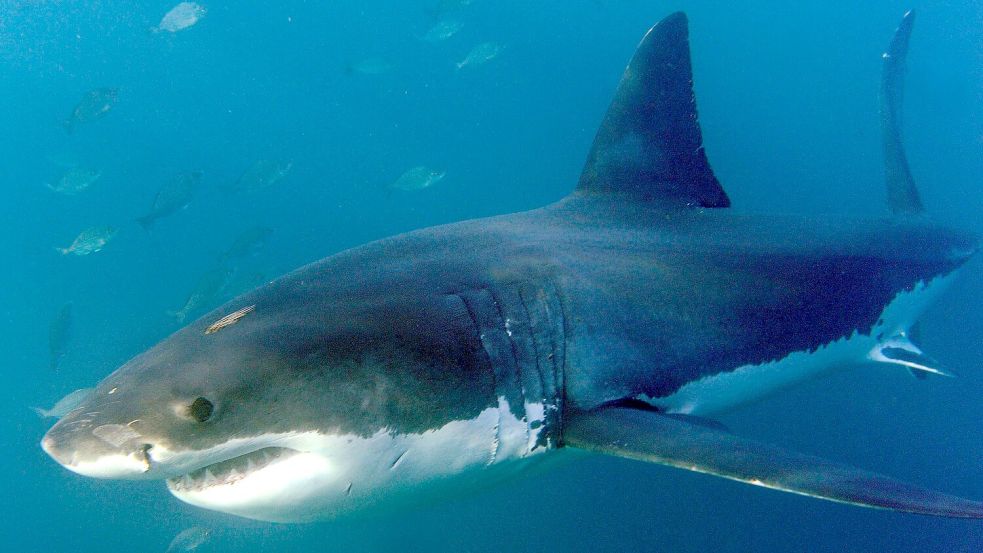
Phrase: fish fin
[
  {"left": 868, "top": 332, "right": 956, "bottom": 378},
  {"left": 31, "top": 407, "right": 51, "bottom": 418},
  {"left": 881, "top": 10, "right": 924, "bottom": 214},
  {"left": 575, "top": 12, "right": 729, "bottom": 209},
  {"left": 564, "top": 406, "right": 983, "bottom": 518}
]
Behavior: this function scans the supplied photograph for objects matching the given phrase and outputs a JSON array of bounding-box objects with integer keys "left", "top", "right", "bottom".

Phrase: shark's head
[{"left": 41, "top": 263, "right": 531, "bottom": 522}]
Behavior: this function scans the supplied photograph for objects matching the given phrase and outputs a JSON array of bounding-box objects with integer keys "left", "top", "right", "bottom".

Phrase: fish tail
[
  {"left": 166, "top": 309, "right": 187, "bottom": 323},
  {"left": 61, "top": 118, "right": 74, "bottom": 134},
  {"left": 31, "top": 407, "right": 50, "bottom": 418},
  {"left": 54, "top": 246, "right": 69, "bottom": 255}
]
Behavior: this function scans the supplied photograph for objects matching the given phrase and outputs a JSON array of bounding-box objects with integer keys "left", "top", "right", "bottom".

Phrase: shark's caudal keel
[
  {"left": 646, "top": 271, "right": 962, "bottom": 415},
  {"left": 43, "top": 11, "right": 983, "bottom": 523}
]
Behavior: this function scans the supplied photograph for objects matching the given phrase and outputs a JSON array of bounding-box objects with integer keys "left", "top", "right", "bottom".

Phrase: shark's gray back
[{"left": 274, "top": 190, "right": 972, "bottom": 418}]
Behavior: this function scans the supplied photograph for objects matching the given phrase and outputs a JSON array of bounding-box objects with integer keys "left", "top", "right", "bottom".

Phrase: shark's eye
[{"left": 188, "top": 397, "right": 214, "bottom": 423}]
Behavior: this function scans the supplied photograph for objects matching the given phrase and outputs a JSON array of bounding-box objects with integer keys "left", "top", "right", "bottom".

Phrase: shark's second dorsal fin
[
  {"left": 881, "top": 10, "right": 924, "bottom": 215},
  {"left": 576, "top": 13, "right": 729, "bottom": 209}
]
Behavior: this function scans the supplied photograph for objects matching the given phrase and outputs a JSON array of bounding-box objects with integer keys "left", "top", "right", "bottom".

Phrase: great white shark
[{"left": 43, "top": 11, "right": 983, "bottom": 522}]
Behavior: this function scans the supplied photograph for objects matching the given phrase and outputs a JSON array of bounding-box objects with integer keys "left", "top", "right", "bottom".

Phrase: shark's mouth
[
  {"left": 166, "top": 446, "right": 300, "bottom": 493},
  {"left": 162, "top": 440, "right": 337, "bottom": 521}
]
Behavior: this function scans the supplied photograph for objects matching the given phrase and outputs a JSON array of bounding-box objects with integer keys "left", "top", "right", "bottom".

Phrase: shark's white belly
[{"left": 644, "top": 272, "right": 958, "bottom": 416}]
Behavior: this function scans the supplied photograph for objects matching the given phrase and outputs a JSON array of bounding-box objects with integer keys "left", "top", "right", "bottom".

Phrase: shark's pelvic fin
[
  {"left": 868, "top": 330, "right": 956, "bottom": 378},
  {"left": 881, "top": 10, "right": 924, "bottom": 215},
  {"left": 575, "top": 12, "right": 729, "bottom": 209},
  {"left": 564, "top": 407, "right": 983, "bottom": 518}
]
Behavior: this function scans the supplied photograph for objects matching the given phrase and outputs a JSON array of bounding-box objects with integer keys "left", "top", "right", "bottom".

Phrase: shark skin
[{"left": 42, "top": 11, "right": 982, "bottom": 523}]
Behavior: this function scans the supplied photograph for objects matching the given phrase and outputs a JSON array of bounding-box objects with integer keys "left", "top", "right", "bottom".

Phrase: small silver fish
[
  {"left": 390, "top": 166, "right": 446, "bottom": 191},
  {"left": 63, "top": 88, "right": 118, "bottom": 133},
  {"left": 420, "top": 19, "right": 464, "bottom": 42},
  {"left": 165, "top": 527, "right": 211, "bottom": 552},
  {"left": 56, "top": 226, "right": 118, "bottom": 256},
  {"left": 46, "top": 167, "right": 101, "bottom": 195},
  {"left": 154, "top": 2, "right": 207, "bottom": 33},
  {"left": 231, "top": 160, "right": 292, "bottom": 193},
  {"left": 137, "top": 170, "right": 203, "bottom": 230},
  {"left": 169, "top": 265, "right": 233, "bottom": 323},
  {"left": 49, "top": 302, "right": 73, "bottom": 370},
  {"left": 221, "top": 226, "right": 273, "bottom": 261},
  {"left": 456, "top": 42, "right": 503, "bottom": 69},
  {"left": 346, "top": 57, "right": 394, "bottom": 76},
  {"left": 33, "top": 388, "right": 94, "bottom": 419}
]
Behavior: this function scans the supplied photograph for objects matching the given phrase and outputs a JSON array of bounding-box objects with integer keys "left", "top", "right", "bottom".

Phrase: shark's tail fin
[
  {"left": 575, "top": 13, "right": 729, "bottom": 209},
  {"left": 881, "top": 10, "right": 924, "bottom": 215}
]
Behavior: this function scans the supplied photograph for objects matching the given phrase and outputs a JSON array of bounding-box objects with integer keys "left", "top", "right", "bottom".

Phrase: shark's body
[{"left": 43, "top": 12, "right": 982, "bottom": 524}]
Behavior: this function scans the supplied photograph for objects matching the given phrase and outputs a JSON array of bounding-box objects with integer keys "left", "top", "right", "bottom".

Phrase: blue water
[{"left": 3, "top": 1, "right": 982, "bottom": 551}]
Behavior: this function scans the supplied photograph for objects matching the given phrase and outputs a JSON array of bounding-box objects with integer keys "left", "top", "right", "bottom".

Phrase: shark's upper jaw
[
  {"left": 41, "top": 418, "right": 157, "bottom": 479},
  {"left": 41, "top": 433, "right": 153, "bottom": 478}
]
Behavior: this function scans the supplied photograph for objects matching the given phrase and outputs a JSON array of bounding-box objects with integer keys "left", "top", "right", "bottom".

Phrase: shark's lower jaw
[{"left": 166, "top": 446, "right": 337, "bottom": 522}]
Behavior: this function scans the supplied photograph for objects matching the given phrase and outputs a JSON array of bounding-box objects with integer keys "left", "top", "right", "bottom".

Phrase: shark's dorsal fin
[
  {"left": 881, "top": 10, "right": 924, "bottom": 215},
  {"left": 576, "top": 12, "right": 729, "bottom": 209}
]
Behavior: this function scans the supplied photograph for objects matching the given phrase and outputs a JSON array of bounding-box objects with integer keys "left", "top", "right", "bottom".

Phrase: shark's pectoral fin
[{"left": 563, "top": 406, "right": 983, "bottom": 518}]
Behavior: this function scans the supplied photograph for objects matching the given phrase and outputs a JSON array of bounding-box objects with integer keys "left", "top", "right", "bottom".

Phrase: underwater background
[{"left": 2, "top": 0, "right": 981, "bottom": 551}]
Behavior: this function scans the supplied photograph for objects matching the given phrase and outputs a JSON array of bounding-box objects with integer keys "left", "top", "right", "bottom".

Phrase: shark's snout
[{"left": 42, "top": 419, "right": 153, "bottom": 479}]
